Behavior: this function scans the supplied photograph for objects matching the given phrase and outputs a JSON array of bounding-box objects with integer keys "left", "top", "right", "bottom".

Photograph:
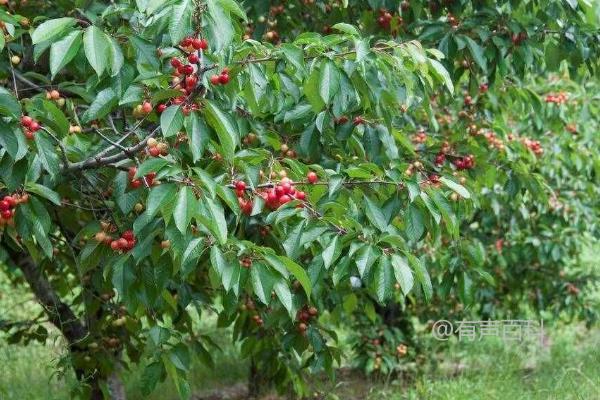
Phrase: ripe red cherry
[
  {"left": 170, "top": 58, "right": 182, "bottom": 68},
  {"left": 122, "top": 230, "right": 134, "bottom": 241},
  {"left": 156, "top": 104, "right": 167, "bottom": 113},
  {"left": 279, "top": 195, "right": 291, "bottom": 204},
  {"left": 130, "top": 179, "right": 142, "bottom": 189},
  {"left": 110, "top": 240, "right": 120, "bottom": 251},
  {"left": 117, "top": 238, "right": 129, "bottom": 249},
  {"left": 192, "top": 38, "right": 208, "bottom": 50},
  {"left": 353, "top": 116, "right": 364, "bottom": 126},
  {"left": 0, "top": 200, "right": 10, "bottom": 211},
  {"left": 188, "top": 53, "right": 199, "bottom": 64},
  {"left": 275, "top": 185, "right": 285, "bottom": 197},
  {"left": 267, "top": 190, "right": 278, "bottom": 203},
  {"left": 182, "top": 65, "right": 194, "bottom": 75},
  {"left": 128, "top": 166, "right": 137, "bottom": 179},
  {"left": 185, "top": 75, "right": 197, "bottom": 88},
  {"left": 29, "top": 121, "right": 40, "bottom": 132},
  {"left": 180, "top": 37, "right": 192, "bottom": 47},
  {"left": 281, "top": 182, "right": 292, "bottom": 194},
  {"left": 307, "top": 171, "right": 318, "bottom": 184},
  {"left": 219, "top": 74, "right": 230, "bottom": 84},
  {"left": 235, "top": 181, "right": 247, "bottom": 191},
  {"left": 149, "top": 147, "right": 160, "bottom": 157},
  {"left": 295, "top": 191, "right": 306, "bottom": 200},
  {"left": 210, "top": 75, "right": 221, "bottom": 85},
  {"left": 4, "top": 196, "right": 16, "bottom": 207},
  {"left": 20, "top": 116, "right": 33, "bottom": 127},
  {"left": 141, "top": 101, "right": 153, "bottom": 114}
]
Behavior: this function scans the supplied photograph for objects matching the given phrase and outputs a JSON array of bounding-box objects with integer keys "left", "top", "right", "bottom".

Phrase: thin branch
[{"left": 41, "top": 127, "right": 71, "bottom": 168}]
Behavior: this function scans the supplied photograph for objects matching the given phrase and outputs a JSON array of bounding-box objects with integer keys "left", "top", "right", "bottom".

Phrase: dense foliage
[{"left": 0, "top": 0, "right": 598, "bottom": 398}]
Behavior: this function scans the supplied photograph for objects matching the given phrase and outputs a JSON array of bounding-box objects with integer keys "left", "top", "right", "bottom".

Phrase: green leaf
[
  {"left": 217, "top": 0, "right": 247, "bottom": 21},
  {"left": 173, "top": 186, "right": 196, "bottom": 233},
  {"left": 364, "top": 196, "right": 388, "bottom": 231},
  {"left": 49, "top": 30, "right": 82, "bottom": 79},
  {"left": 25, "top": 183, "right": 61, "bottom": 205},
  {"left": 251, "top": 263, "right": 276, "bottom": 304},
  {"left": 331, "top": 23, "right": 360, "bottom": 36},
  {"left": 463, "top": 36, "right": 487, "bottom": 72},
  {"left": 319, "top": 60, "right": 341, "bottom": 104},
  {"left": 406, "top": 254, "right": 432, "bottom": 302},
  {"left": 82, "top": 88, "right": 118, "bottom": 123},
  {"left": 205, "top": 0, "right": 234, "bottom": 52},
  {"left": 274, "top": 280, "right": 294, "bottom": 316},
  {"left": 203, "top": 197, "right": 228, "bottom": 245},
  {"left": 391, "top": 255, "right": 414, "bottom": 295},
  {"left": 134, "top": 158, "right": 171, "bottom": 179},
  {"left": 146, "top": 183, "right": 177, "bottom": 218},
  {"left": 405, "top": 204, "right": 425, "bottom": 241},
  {"left": 31, "top": 17, "right": 76, "bottom": 45},
  {"left": 264, "top": 254, "right": 311, "bottom": 298},
  {"left": 375, "top": 256, "right": 393, "bottom": 303},
  {"left": 83, "top": 25, "right": 110, "bottom": 76},
  {"left": 322, "top": 235, "right": 340, "bottom": 270},
  {"left": 355, "top": 244, "right": 378, "bottom": 278},
  {"left": 440, "top": 176, "right": 470, "bottom": 198},
  {"left": 204, "top": 101, "right": 238, "bottom": 161},
  {"left": 428, "top": 59, "right": 453, "bottom": 94},
  {"left": 186, "top": 112, "right": 209, "bottom": 163},
  {"left": 169, "top": 0, "right": 192, "bottom": 45},
  {"left": 34, "top": 131, "right": 60, "bottom": 176},
  {"left": 0, "top": 87, "right": 21, "bottom": 118},
  {"left": 160, "top": 105, "right": 184, "bottom": 138},
  {"left": 107, "top": 36, "right": 124, "bottom": 76}
]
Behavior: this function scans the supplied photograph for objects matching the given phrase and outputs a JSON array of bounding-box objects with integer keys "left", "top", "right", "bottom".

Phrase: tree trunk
[
  {"left": 248, "top": 356, "right": 260, "bottom": 398},
  {"left": 4, "top": 246, "right": 108, "bottom": 399}
]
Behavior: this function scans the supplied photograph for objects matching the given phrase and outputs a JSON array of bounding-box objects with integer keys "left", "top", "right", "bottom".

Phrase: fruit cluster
[
  {"left": 522, "top": 138, "right": 543, "bottom": 156},
  {"left": 0, "top": 193, "right": 27, "bottom": 224},
  {"left": 128, "top": 167, "right": 158, "bottom": 188},
  {"left": 484, "top": 131, "right": 505, "bottom": 151},
  {"left": 453, "top": 155, "right": 475, "bottom": 170},
  {"left": 132, "top": 101, "right": 153, "bottom": 118},
  {"left": 45, "top": 89, "right": 65, "bottom": 107},
  {"left": 239, "top": 256, "right": 253, "bottom": 268},
  {"left": 234, "top": 181, "right": 254, "bottom": 216},
  {"left": 261, "top": 177, "right": 308, "bottom": 210},
  {"left": 376, "top": 9, "right": 401, "bottom": 30},
  {"left": 209, "top": 67, "right": 230, "bottom": 86},
  {"left": 20, "top": 115, "right": 41, "bottom": 140},
  {"left": 511, "top": 31, "right": 528, "bottom": 46},
  {"left": 296, "top": 305, "right": 318, "bottom": 334},
  {"left": 412, "top": 129, "right": 427, "bottom": 144},
  {"left": 95, "top": 226, "right": 137, "bottom": 252},
  {"left": 545, "top": 91, "right": 569, "bottom": 104},
  {"left": 447, "top": 13, "right": 459, "bottom": 28},
  {"left": 146, "top": 137, "right": 169, "bottom": 157}
]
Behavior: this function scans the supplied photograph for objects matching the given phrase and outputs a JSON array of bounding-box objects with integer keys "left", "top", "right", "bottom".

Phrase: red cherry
[
  {"left": 125, "top": 240, "right": 136, "bottom": 250},
  {"left": 185, "top": 75, "right": 197, "bottom": 88},
  {"left": 218, "top": 74, "right": 230, "bottom": 85},
  {"left": 235, "top": 181, "right": 247, "bottom": 191},
  {"left": 110, "top": 240, "right": 120, "bottom": 251},
  {"left": 353, "top": 116, "right": 364, "bottom": 126},
  {"left": 141, "top": 101, "right": 153, "bottom": 114},
  {"left": 4, "top": 196, "right": 16, "bottom": 207},
  {"left": 130, "top": 179, "right": 142, "bottom": 189},
  {"left": 307, "top": 171, "right": 318, "bottom": 184},
  {"left": 117, "top": 238, "right": 129, "bottom": 249},
  {"left": 146, "top": 172, "right": 157, "bottom": 180},
  {"left": 222, "top": 67, "right": 230, "bottom": 75},
  {"left": 0, "top": 200, "right": 10, "bottom": 211},
  {"left": 149, "top": 147, "right": 160, "bottom": 157},
  {"left": 267, "top": 190, "right": 278, "bottom": 203},
  {"left": 128, "top": 167, "right": 137, "bottom": 179},
  {"left": 275, "top": 185, "right": 285, "bottom": 197},
  {"left": 29, "top": 121, "right": 40, "bottom": 132},
  {"left": 198, "top": 38, "right": 208, "bottom": 50},
  {"left": 170, "top": 58, "right": 182, "bottom": 68},
  {"left": 243, "top": 201, "right": 253, "bottom": 215},
  {"left": 210, "top": 75, "right": 221, "bottom": 85},
  {"left": 122, "top": 230, "right": 135, "bottom": 241},
  {"left": 281, "top": 182, "right": 292, "bottom": 194},
  {"left": 20, "top": 116, "right": 33, "bottom": 127},
  {"left": 180, "top": 37, "right": 192, "bottom": 47},
  {"left": 156, "top": 104, "right": 167, "bottom": 113},
  {"left": 182, "top": 65, "right": 194, "bottom": 75},
  {"left": 188, "top": 53, "right": 199, "bottom": 64},
  {"left": 279, "top": 195, "right": 291, "bottom": 204},
  {"left": 24, "top": 130, "right": 34, "bottom": 140},
  {"left": 295, "top": 191, "right": 306, "bottom": 200}
]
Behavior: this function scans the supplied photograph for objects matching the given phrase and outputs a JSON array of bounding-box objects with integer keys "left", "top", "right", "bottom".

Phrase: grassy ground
[{"left": 1, "top": 270, "right": 599, "bottom": 399}]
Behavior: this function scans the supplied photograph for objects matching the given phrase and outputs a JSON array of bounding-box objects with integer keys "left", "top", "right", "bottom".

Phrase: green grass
[{"left": 1, "top": 269, "right": 599, "bottom": 400}]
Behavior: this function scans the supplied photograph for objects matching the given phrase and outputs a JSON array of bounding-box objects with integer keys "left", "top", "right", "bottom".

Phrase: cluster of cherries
[
  {"left": 209, "top": 67, "right": 231, "bottom": 86},
  {"left": 522, "top": 138, "right": 543, "bottom": 156},
  {"left": 20, "top": 115, "right": 41, "bottom": 140},
  {"left": 0, "top": 193, "right": 27, "bottom": 224},
  {"left": 146, "top": 137, "right": 169, "bottom": 157},
  {"left": 128, "top": 166, "right": 158, "bottom": 189},
  {"left": 453, "top": 155, "right": 476, "bottom": 170},
  {"left": 334, "top": 115, "right": 365, "bottom": 126},
  {"left": 447, "top": 13, "right": 460, "bottom": 28},
  {"left": 239, "top": 256, "right": 253, "bottom": 268},
  {"left": 376, "top": 9, "right": 400, "bottom": 30},
  {"left": 296, "top": 305, "right": 318, "bottom": 334},
  {"left": 412, "top": 129, "right": 427, "bottom": 144},
  {"left": 545, "top": 92, "right": 568, "bottom": 104},
  {"left": 45, "top": 89, "right": 66, "bottom": 107},
  {"left": 94, "top": 225, "right": 137, "bottom": 252},
  {"left": 484, "top": 131, "right": 505, "bottom": 151},
  {"left": 434, "top": 141, "right": 451, "bottom": 166}
]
